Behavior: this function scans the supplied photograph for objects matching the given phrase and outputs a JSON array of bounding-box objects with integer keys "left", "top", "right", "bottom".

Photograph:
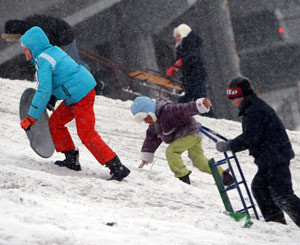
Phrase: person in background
[
  {"left": 216, "top": 76, "right": 300, "bottom": 227},
  {"left": 166, "top": 24, "right": 207, "bottom": 104},
  {"left": 1, "top": 14, "right": 89, "bottom": 70},
  {"left": 19, "top": 26, "right": 130, "bottom": 181},
  {"left": 130, "top": 96, "right": 233, "bottom": 186}
]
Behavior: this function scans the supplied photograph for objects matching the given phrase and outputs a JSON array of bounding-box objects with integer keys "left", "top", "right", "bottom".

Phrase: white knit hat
[{"left": 173, "top": 24, "right": 192, "bottom": 39}]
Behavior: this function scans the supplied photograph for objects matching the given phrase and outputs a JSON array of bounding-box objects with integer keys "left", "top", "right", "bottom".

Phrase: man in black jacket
[
  {"left": 166, "top": 24, "right": 207, "bottom": 104},
  {"left": 2, "top": 15, "right": 89, "bottom": 70},
  {"left": 216, "top": 76, "right": 300, "bottom": 227}
]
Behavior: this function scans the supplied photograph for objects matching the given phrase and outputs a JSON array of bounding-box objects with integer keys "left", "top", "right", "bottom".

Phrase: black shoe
[
  {"left": 105, "top": 156, "right": 130, "bottom": 181},
  {"left": 55, "top": 149, "right": 81, "bottom": 171},
  {"left": 178, "top": 171, "right": 191, "bottom": 185},
  {"left": 222, "top": 169, "right": 234, "bottom": 186}
]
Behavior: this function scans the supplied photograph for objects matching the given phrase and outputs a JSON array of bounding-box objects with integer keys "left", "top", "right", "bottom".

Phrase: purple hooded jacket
[{"left": 141, "top": 97, "right": 202, "bottom": 162}]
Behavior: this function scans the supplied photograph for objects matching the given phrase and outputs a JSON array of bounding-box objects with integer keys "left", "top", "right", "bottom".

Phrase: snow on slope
[{"left": 0, "top": 78, "right": 299, "bottom": 245}]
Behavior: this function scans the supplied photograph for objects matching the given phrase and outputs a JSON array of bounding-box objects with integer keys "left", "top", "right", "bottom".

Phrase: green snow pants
[{"left": 166, "top": 135, "right": 223, "bottom": 178}]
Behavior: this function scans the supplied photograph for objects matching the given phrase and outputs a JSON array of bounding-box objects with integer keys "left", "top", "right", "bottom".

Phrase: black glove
[
  {"left": 46, "top": 95, "right": 57, "bottom": 111},
  {"left": 216, "top": 141, "right": 231, "bottom": 152}
]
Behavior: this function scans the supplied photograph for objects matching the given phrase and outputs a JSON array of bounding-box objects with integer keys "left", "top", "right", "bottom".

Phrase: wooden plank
[{"left": 130, "top": 71, "right": 183, "bottom": 90}]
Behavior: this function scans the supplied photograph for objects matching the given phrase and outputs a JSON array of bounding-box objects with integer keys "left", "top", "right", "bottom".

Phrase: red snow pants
[{"left": 49, "top": 89, "right": 116, "bottom": 165}]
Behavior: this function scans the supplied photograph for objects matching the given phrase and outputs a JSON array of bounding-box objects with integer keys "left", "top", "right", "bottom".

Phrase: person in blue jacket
[
  {"left": 19, "top": 26, "right": 130, "bottom": 181},
  {"left": 216, "top": 76, "right": 300, "bottom": 227}
]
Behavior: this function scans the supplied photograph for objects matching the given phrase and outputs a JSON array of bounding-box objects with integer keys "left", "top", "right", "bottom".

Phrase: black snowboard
[{"left": 19, "top": 88, "right": 55, "bottom": 158}]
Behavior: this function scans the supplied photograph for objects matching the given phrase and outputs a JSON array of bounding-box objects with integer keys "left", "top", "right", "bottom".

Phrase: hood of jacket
[
  {"left": 155, "top": 97, "right": 172, "bottom": 116},
  {"left": 20, "top": 26, "right": 52, "bottom": 60}
]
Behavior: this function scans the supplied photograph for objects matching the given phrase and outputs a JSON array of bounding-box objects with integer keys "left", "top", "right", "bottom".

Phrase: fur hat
[
  {"left": 227, "top": 76, "right": 254, "bottom": 99},
  {"left": 173, "top": 24, "right": 192, "bottom": 39},
  {"left": 131, "top": 97, "right": 157, "bottom": 123},
  {"left": 1, "top": 20, "right": 32, "bottom": 41}
]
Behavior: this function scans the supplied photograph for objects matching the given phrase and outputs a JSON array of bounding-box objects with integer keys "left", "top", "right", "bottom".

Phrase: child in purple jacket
[{"left": 131, "top": 96, "right": 233, "bottom": 185}]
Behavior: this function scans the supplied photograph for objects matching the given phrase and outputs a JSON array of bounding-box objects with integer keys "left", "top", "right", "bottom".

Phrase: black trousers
[
  {"left": 178, "top": 78, "right": 214, "bottom": 117},
  {"left": 178, "top": 78, "right": 206, "bottom": 103},
  {"left": 251, "top": 161, "right": 300, "bottom": 227}
]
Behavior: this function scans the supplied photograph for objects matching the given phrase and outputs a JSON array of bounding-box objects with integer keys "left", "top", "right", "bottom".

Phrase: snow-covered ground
[{"left": 0, "top": 77, "right": 299, "bottom": 245}]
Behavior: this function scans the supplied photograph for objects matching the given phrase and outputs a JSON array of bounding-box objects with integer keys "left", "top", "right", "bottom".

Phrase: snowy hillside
[{"left": 0, "top": 78, "right": 299, "bottom": 245}]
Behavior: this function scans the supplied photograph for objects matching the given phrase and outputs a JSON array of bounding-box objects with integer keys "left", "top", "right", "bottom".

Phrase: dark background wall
[{"left": 228, "top": 0, "right": 300, "bottom": 129}]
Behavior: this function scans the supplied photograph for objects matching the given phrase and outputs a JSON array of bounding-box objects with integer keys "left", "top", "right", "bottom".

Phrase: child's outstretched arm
[
  {"left": 164, "top": 97, "right": 211, "bottom": 118},
  {"left": 139, "top": 160, "right": 149, "bottom": 168}
]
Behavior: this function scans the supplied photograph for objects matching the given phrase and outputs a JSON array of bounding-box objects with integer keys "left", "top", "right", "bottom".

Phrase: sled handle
[{"left": 198, "top": 126, "right": 228, "bottom": 142}]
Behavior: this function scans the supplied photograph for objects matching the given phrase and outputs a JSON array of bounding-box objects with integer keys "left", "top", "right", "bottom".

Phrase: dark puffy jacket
[
  {"left": 176, "top": 31, "right": 206, "bottom": 81},
  {"left": 141, "top": 97, "right": 202, "bottom": 153},
  {"left": 230, "top": 94, "right": 294, "bottom": 169},
  {"left": 25, "top": 15, "right": 74, "bottom": 46}
]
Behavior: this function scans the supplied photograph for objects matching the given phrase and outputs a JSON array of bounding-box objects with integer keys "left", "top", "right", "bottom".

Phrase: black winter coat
[
  {"left": 25, "top": 15, "right": 74, "bottom": 46},
  {"left": 229, "top": 94, "right": 294, "bottom": 169},
  {"left": 176, "top": 31, "right": 206, "bottom": 81}
]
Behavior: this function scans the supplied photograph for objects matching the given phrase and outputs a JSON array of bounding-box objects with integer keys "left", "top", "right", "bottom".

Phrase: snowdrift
[{"left": 0, "top": 78, "right": 299, "bottom": 245}]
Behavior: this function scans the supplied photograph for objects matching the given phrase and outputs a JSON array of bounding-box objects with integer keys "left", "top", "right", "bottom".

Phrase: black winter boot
[
  {"left": 105, "top": 156, "right": 130, "bottom": 181},
  {"left": 178, "top": 171, "right": 191, "bottom": 185},
  {"left": 54, "top": 149, "right": 81, "bottom": 171},
  {"left": 222, "top": 169, "right": 234, "bottom": 186}
]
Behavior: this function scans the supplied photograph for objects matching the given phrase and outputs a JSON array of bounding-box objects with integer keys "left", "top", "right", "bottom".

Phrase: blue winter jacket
[{"left": 20, "top": 26, "right": 96, "bottom": 119}]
